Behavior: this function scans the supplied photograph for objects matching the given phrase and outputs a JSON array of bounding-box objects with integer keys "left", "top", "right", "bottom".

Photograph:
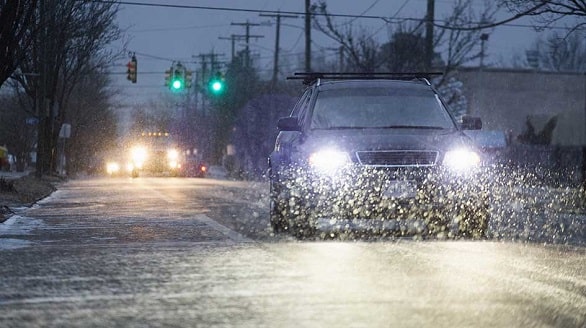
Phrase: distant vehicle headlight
[
  {"left": 131, "top": 146, "right": 147, "bottom": 169},
  {"left": 167, "top": 149, "right": 179, "bottom": 161},
  {"left": 443, "top": 148, "right": 481, "bottom": 172},
  {"left": 106, "top": 162, "right": 120, "bottom": 175},
  {"left": 309, "top": 149, "right": 350, "bottom": 174}
]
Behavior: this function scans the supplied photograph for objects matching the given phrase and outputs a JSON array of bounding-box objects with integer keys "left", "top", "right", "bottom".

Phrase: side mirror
[
  {"left": 460, "top": 116, "right": 482, "bottom": 130},
  {"left": 277, "top": 117, "right": 301, "bottom": 131}
]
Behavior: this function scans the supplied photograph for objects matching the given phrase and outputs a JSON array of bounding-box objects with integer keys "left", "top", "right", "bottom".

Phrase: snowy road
[{"left": 0, "top": 177, "right": 584, "bottom": 327}]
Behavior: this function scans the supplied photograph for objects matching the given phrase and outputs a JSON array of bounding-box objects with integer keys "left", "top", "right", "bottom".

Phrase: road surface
[{"left": 0, "top": 177, "right": 584, "bottom": 327}]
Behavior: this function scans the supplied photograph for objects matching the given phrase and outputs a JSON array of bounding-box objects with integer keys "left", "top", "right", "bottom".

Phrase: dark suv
[{"left": 268, "top": 74, "right": 488, "bottom": 239}]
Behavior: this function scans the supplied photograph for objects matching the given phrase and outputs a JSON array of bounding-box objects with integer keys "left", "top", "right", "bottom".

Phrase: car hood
[{"left": 303, "top": 128, "right": 474, "bottom": 155}]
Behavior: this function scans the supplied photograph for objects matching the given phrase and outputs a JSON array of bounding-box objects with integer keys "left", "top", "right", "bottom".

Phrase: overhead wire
[
  {"left": 131, "top": 23, "right": 228, "bottom": 33},
  {"left": 367, "top": 0, "right": 412, "bottom": 39},
  {"left": 90, "top": 0, "right": 582, "bottom": 31},
  {"left": 339, "top": 0, "right": 382, "bottom": 26}
]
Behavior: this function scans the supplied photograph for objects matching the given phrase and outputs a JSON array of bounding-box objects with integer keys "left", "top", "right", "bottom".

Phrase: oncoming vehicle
[
  {"left": 268, "top": 73, "right": 489, "bottom": 239},
  {"left": 128, "top": 132, "right": 183, "bottom": 177}
]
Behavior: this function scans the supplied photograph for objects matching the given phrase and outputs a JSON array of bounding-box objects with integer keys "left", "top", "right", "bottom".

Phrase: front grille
[{"left": 356, "top": 150, "right": 438, "bottom": 167}]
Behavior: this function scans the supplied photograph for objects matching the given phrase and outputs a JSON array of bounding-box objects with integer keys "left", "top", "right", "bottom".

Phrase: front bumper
[{"left": 276, "top": 165, "right": 488, "bottom": 222}]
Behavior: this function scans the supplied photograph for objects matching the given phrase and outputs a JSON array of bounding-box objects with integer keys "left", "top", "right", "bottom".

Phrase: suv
[{"left": 268, "top": 74, "right": 489, "bottom": 239}]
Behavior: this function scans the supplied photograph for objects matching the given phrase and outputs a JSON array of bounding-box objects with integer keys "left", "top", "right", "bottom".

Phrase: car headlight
[
  {"left": 106, "top": 162, "right": 120, "bottom": 174},
  {"left": 167, "top": 149, "right": 179, "bottom": 161},
  {"left": 131, "top": 146, "right": 147, "bottom": 168},
  {"left": 443, "top": 148, "right": 481, "bottom": 172},
  {"left": 308, "top": 149, "right": 350, "bottom": 174}
]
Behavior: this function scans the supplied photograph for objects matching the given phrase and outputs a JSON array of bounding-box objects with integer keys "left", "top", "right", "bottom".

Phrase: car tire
[
  {"left": 269, "top": 179, "right": 289, "bottom": 234},
  {"left": 269, "top": 178, "right": 315, "bottom": 239}
]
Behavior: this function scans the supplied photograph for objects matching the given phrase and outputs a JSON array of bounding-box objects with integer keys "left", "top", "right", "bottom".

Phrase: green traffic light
[
  {"left": 211, "top": 81, "right": 223, "bottom": 92},
  {"left": 172, "top": 79, "right": 183, "bottom": 90}
]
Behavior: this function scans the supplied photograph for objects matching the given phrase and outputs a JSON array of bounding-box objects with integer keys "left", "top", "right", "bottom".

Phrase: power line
[
  {"left": 130, "top": 23, "right": 228, "bottom": 33},
  {"left": 133, "top": 51, "right": 176, "bottom": 62},
  {"left": 260, "top": 12, "right": 298, "bottom": 82},
  {"left": 92, "top": 0, "right": 388, "bottom": 20},
  {"left": 341, "top": 0, "right": 383, "bottom": 26},
  {"left": 231, "top": 21, "right": 264, "bottom": 68},
  {"left": 94, "top": 0, "right": 582, "bottom": 31}
]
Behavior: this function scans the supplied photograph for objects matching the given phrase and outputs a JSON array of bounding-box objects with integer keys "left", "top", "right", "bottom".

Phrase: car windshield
[{"left": 311, "top": 87, "right": 455, "bottom": 130}]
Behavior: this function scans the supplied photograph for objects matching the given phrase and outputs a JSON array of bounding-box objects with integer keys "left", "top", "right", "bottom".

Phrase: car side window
[
  {"left": 290, "top": 90, "right": 310, "bottom": 118},
  {"left": 296, "top": 89, "right": 313, "bottom": 129}
]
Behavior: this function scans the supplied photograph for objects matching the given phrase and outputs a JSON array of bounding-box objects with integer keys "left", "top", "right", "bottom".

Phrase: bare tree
[
  {"left": 14, "top": 0, "right": 121, "bottom": 177},
  {"left": 436, "top": 1, "right": 584, "bottom": 36},
  {"left": 0, "top": 91, "right": 36, "bottom": 172},
  {"left": 0, "top": 0, "right": 38, "bottom": 87},
  {"left": 379, "top": 29, "right": 428, "bottom": 73},
  {"left": 499, "top": 0, "right": 586, "bottom": 33},
  {"left": 435, "top": 1, "right": 496, "bottom": 71},
  {"left": 311, "top": 1, "right": 495, "bottom": 76},
  {"left": 65, "top": 68, "right": 118, "bottom": 175},
  {"left": 310, "top": 2, "right": 382, "bottom": 72},
  {"left": 541, "top": 31, "right": 586, "bottom": 71}
]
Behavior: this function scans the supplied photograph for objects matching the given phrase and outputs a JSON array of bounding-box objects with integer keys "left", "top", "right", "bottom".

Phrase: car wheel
[
  {"left": 269, "top": 178, "right": 290, "bottom": 234},
  {"left": 269, "top": 178, "right": 315, "bottom": 239}
]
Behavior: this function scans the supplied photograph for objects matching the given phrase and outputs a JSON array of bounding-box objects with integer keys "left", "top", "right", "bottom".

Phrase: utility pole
[
  {"left": 193, "top": 51, "right": 225, "bottom": 116},
  {"left": 231, "top": 21, "right": 264, "bottom": 68},
  {"left": 218, "top": 35, "right": 246, "bottom": 62},
  {"left": 425, "top": 0, "right": 435, "bottom": 71},
  {"left": 480, "top": 33, "right": 489, "bottom": 68},
  {"left": 260, "top": 12, "right": 298, "bottom": 83},
  {"left": 196, "top": 51, "right": 225, "bottom": 81},
  {"left": 305, "top": 0, "right": 312, "bottom": 72},
  {"left": 338, "top": 46, "right": 344, "bottom": 72}
]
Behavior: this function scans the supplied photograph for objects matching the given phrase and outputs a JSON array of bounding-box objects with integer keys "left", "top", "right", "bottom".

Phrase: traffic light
[
  {"left": 127, "top": 55, "right": 137, "bottom": 83},
  {"left": 170, "top": 68, "right": 184, "bottom": 91},
  {"left": 165, "top": 63, "right": 186, "bottom": 92},
  {"left": 185, "top": 70, "right": 193, "bottom": 89},
  {"left": 164, "top": 68, "right": 172, "bottom": 87},
  {"left": 208, "top": 71, "right": 225, "bottom": 95}
]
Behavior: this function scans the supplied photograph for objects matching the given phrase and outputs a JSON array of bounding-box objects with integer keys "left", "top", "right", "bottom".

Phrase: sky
[{"left": 110, "top": 0, "right": 567, "bottom": 109}]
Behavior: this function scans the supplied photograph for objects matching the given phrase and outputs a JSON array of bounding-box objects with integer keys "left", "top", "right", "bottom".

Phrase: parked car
[{"left": 268, "top": 74, "right": 489, "bottom": 239}]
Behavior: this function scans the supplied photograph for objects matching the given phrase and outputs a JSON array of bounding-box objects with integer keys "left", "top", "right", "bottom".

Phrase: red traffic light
[{"left": 127, "top": 56, "right": 137, "bottom": 83}]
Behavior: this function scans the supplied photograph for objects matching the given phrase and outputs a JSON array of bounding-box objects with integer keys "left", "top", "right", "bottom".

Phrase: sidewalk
[
  {"left": 0, "top": 171, "right": 56, "bottom": 222},
  {"left": 0, "top": 169, "right": 33, "bottom": 181}
]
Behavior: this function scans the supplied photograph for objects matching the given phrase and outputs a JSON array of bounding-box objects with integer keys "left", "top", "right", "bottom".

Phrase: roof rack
[{"left": 287, "top": 72, "right": 443, "bottom": 86}]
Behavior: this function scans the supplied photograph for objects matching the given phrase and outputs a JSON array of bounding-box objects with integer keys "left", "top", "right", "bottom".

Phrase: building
[{"left": 457, "top": 68, "right": 586, "bottom": 147}]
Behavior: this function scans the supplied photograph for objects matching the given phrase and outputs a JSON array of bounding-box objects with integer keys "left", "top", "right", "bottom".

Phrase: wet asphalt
[{"left": 0, "top": 177, "right": 584, "bottom": 327}]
